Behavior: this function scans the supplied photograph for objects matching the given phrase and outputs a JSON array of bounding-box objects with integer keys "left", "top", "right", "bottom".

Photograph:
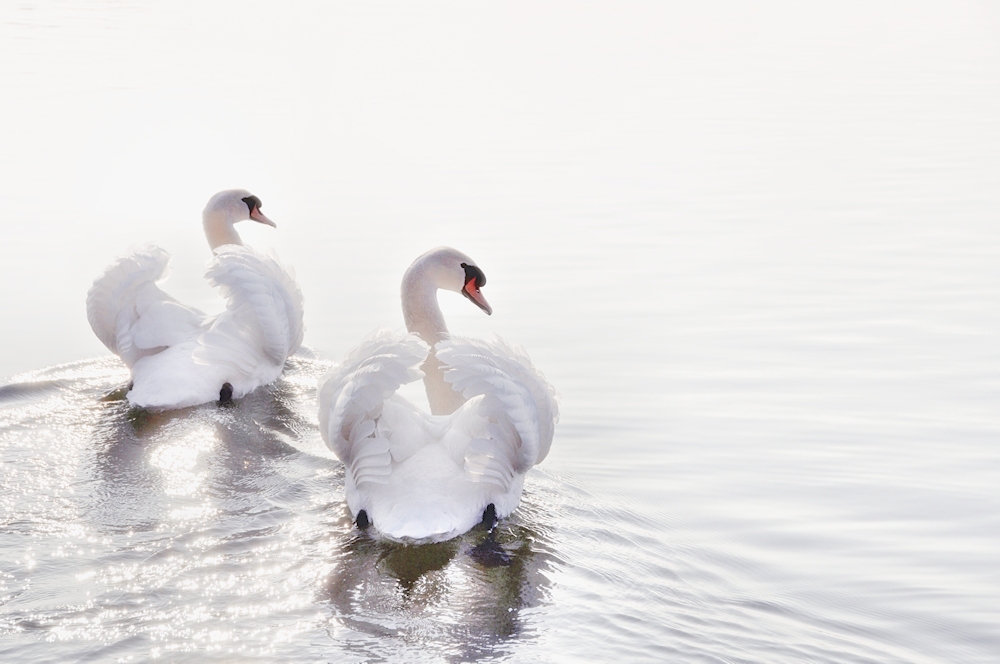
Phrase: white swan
[
  {"left": 318, "top": 247, "right": 558, "bottom": 543},
  {"left": 86, "top": 189, "right": 304, "bottom": 411}
]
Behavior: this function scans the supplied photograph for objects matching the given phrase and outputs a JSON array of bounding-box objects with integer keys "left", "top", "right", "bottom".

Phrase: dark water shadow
[{"left": 322, "top": 513, "right": 559, "bottom": 663}]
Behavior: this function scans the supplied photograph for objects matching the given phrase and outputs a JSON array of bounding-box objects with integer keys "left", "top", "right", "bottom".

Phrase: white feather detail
[
  {"left": 86, "top": 244, "right": 206, "bottom": 368},
  {"left": 318, "top": 330, "right": 558, "bottom": 543},
  {"left": 85, "top": 243, "right": 304, "bottom": 410},
  {"left": 317, "top": 329, "right": 429, "bottom": 464},
  {"left": 195, "top": 245, "right": 305, "bottom": 371},
  {"left": 437, "top": 336, "right": 559, "bottom": 470}
]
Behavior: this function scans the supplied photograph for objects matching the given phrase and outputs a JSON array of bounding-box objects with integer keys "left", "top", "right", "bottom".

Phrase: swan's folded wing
[
  {"left": 437, "top": 337, "right": 559, "bottom": 476},
  {"left": 317, "top": 330, "right": 429, "bottom": 468},
  {"left": 197, "top": 246, "right": 305, "bottom": 369},
  {"left": 86, "top": 244, "right": 205, "bottom": 368}
]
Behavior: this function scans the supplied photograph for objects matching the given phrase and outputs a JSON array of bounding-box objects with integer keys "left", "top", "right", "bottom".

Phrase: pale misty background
[{"left": 1, "top": 2, "right": 998, "bottom": 662}]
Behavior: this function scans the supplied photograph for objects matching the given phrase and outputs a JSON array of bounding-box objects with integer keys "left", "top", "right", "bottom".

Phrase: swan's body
[
  {"left": 318, "top": 247, "right": 557, "bottom": 543},
  {"left": 86, "top": 189, "right": 304, "bottom": 410}
]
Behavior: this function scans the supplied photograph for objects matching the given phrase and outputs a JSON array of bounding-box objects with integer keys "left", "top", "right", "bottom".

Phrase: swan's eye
[
  {"left": 241, "top": 195, "right": 262, "bottom": 212},
  {"left": 461, "top": 262, "right": 486, "bottom": 289}
]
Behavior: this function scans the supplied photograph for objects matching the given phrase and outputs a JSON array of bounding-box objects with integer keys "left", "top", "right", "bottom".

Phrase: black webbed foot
[
  {"left": 480, "top": 503, "right": 498, "bottom": 531},
  {"left": 219, "top": 382, "right": 233, "bottom": 404},
  {"left": 356, "top": 510, "right": 371, "bottom": 530}
]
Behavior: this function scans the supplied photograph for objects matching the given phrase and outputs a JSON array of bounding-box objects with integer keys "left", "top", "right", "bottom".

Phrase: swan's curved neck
[
  {"left": 203, "top": 211, "right": 242, "bottom": 251},
  {"left": 401, "top": 263, "right": 466, "bottom": 415},
  {"left": 402, "top": 277, "right": 448, "bottom": 347}
]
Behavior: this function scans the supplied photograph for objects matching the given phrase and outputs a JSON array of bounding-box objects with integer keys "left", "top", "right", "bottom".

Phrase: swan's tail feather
[{"left": 350, "top": 439, "right": 394, "bottom": 487}]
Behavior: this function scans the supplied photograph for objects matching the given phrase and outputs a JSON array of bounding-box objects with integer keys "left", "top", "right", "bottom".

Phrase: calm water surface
[{"left": 1, "top": 2, "right": 998, "bottom": 662}]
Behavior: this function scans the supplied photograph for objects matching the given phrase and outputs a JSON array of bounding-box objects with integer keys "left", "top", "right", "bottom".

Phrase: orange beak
[
  {"left": 249, "top": 207, "right": 277, "bottom": 228},
  {"left": 462, "top": 277, "right": 492, "bottom": 315}
]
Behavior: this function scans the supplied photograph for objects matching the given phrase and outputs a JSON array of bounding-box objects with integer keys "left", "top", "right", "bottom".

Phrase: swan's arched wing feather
[
  {"left": 199, "top": 246, "right": 305, "bottom": 367},
  {"left": 86, "top": 244, "right": 205, "bottom": 368},
  {"left": 317, "top": 330, "right": 429, "bottom": 465},
  {"left": 437, "top": 337, "right": 559, "bottom": 473}
]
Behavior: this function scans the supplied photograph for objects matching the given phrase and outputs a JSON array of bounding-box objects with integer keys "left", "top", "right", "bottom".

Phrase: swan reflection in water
[
  {"left": 85, "top": 355, "right": 326, "bottom": 541},
  {"left": 13, "top": 356, "right": 560, "bottom": 661},
  {"left": 323, "top": 502, "right": 559, "bottom": 663}
]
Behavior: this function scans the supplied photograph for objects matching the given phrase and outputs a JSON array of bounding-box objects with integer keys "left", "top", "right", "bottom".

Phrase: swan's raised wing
[
  {"left": 86, "top": 244, "right": 205, "bottom": 368},
  {"left": 195, "top": 246, "right": 305, "bottom": 373},
  {"left": 437, "top": 337, "right": 559, "bottom": 488},
  {"left": 318, "top": 331, "right": 429, "bottom": 475}
]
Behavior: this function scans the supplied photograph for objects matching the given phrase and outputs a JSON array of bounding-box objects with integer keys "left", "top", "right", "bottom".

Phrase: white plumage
[
  {"left": 318, "top": 247, "right": 557, "bottom": 542},
  {"left": 86, "top": 189, "right": 304, "bottom": 410}
]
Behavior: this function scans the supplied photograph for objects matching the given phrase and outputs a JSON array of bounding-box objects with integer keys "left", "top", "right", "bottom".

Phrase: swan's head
[
  {"left": 202, "top": 189, "right": 276, "bottom": 251},
  {"left": 203, "top": 188, "right": 276, "bottom": 228},
  {"left": 407, "top": 246, "right": 492, "bottom": 315}
]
